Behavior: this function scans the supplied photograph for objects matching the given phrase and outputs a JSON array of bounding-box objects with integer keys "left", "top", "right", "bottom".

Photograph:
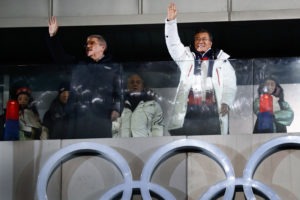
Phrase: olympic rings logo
[{"left": 36, "top": 135, "right": 300, "bottom": 200}]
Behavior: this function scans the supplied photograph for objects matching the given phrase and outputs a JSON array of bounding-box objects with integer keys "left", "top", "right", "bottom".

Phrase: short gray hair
[{"left": 87, "top": 34, "right": 107, "bottom": 49}]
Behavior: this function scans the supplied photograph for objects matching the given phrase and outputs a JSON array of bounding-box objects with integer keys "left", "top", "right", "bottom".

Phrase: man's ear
[{"left": 103, "top": 45, "right": 107, "bottom": 52}]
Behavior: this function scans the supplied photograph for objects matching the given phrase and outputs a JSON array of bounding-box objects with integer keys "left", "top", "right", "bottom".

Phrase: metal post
[
  {"left": 3, "top": 75, "right": 10, "bottom": 109},
  {"left": 227, "top": 0, "right": 232, "bottom": 21},
  {"left": 49, "top": 0, "right": 53, "bottom": 18},
  {"left": 138, "top": 0, "right": 143, "bottom": 15}
]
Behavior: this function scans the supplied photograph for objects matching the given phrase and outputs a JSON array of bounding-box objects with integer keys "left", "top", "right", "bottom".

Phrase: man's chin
[{"left": 196, "top": 48, "right": 206, "bottom": 53}]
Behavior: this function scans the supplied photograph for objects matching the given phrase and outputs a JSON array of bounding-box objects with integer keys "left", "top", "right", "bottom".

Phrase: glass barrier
[{"left": 0, "top": 57, "right": 299, "bottom": 140}]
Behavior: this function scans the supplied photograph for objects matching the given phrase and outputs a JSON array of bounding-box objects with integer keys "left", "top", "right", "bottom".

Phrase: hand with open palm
[
  {"left": 48, "top": 16, "right": 59, "bottom": 37},
  {"left": 167, "top": 2, "right": 177, "bottom": 21}
]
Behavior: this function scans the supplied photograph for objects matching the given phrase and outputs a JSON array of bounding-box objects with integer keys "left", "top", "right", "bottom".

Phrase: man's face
[
  {"left": 85, "top": 37, "right": 106, "bottom": 61},
  {"left": 59, "top": 91, "right": 69, "bottom": 104},
  {"left": 194, "top": 32, "right": 212, "bottom": 53},
  {"left": 17, "top": 94, "right": 30, "bottom": 108},
  {"left": 127, "top": 75, "right": 144, "bottom": 93}
]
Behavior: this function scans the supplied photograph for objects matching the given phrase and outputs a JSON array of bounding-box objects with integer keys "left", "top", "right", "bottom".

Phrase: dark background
[{"left": 1, "top": 18, "right": 300, "bottom": 65}]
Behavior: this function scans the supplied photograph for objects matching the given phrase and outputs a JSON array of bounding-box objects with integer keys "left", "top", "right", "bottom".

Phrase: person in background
[
  {"left": 16, "top": 87, "right": 47, "bottom": 140},
  {"left": 165, "top": 3, "right": 237, "bottom": 135},
  {"left": 113, "top": 74, "right": 164, "bottom": 137},
  {"left": 47, "top": 16, "right": 123, "bottom": 138},
  {"left": 253, "top": 77, "right": 294, "bottom": 133},
  {"left": 43, "top": 82, "right": 71, "bottom": 139}
]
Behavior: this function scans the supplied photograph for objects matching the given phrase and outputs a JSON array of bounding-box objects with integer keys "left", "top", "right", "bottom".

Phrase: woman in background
[
  {"left": 253, "top": 77, "right": 294, "bottom": 133},
  {"left": 16, "top": 87, "right": 47, "bottom": 140}
]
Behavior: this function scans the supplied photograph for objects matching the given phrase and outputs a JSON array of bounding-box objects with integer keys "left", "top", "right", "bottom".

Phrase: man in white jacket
[
  {"left": 113, "top": 74, "right": 164, "bottom": 137},
  {"left": 165, "top": 3, "right": 237, "bottom": 135}
]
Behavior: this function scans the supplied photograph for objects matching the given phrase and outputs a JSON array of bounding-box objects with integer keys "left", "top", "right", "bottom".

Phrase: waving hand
[
  {"left": 167, "top": 3, "right": 177, "bottom": 21},
  {"left": 48, "top": 16, "right": 59, "bottom": 37}
]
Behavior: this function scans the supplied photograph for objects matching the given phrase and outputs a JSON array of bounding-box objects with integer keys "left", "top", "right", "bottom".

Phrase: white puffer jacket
[
  {"left": 114, "top": 100, "right": 164, "bottom": 137},
  {"left": 165, "top": 19, "right": 237, "bottom": 135}
]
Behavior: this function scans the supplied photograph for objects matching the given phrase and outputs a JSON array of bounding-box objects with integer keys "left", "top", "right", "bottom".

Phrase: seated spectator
[
  {"left": 16, "top": 87, "right": 47, "bottom": 140},
  {"left": 253, "top": 77, "right": 294, "bottom": 133},
  {"left": 43, "top": 82, "right": 70, "bottom": 139},
  {"left": 113, "top": 74, "right": 164, "bottom": 137}
]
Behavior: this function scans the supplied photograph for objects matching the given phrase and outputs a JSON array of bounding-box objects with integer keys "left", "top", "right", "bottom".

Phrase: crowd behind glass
[{"left": 0, "top": 57, "right": 298, "bottom": 140}]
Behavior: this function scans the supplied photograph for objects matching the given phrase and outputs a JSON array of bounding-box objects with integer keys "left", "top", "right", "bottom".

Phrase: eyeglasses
[
  {"left": 194, "top": 37, "right": 210, "bottom": 42},
  {"left": 83, "top": 41, "right": 101, "bottom": 48},
  {"left": 129, "top": 80, "right": 142, "bottom": 85},
  {"left": 87, "top": 41, "right": 100, "bottom": 46}
]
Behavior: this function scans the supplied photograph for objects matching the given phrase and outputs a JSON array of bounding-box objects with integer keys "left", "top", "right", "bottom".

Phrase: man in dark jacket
[
  {"left": 43, "top": 82, "right": 71, "bottom": 139},
  {"left": 46, "top": 16, "right": 123, "bottom": 138}
]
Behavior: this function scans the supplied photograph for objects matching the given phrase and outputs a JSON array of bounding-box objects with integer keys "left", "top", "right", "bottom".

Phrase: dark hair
[
  {"left": 258, "top": 76, "right": 284, "bottom": 102},
  {"left": 15, "top": 86, "right": 38, "bottom": 112},
  {"left": 194, "top": 28, "right": 213, "bottom": 42},
  {"left": 126, "top": 73, "right": 145, "bottom": 87},
  {"left": 16, "top": 87, "right": 32, "bottom": 97},
  {"left": 57, "top": 81, "right": 70, "bottom": 95}
]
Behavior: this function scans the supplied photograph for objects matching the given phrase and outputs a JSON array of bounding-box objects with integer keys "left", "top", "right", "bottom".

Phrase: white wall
[
  {"left": 1, "top": 134, "right": 300, "bottom": 199},
  {"left": 1, "top": 0, "right": 300, "bottom": 27}
]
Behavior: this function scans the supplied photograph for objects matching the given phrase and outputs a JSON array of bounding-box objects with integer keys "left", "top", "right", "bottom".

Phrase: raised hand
[
  {"left": 167, "top": 2, "right": 177, "bottom": 21},
  {"left": 48, "top": 16, "right": 59, "bottom": 37},
  {"left": 220, "top": 103, "right": 229, "bottom": 116}
]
